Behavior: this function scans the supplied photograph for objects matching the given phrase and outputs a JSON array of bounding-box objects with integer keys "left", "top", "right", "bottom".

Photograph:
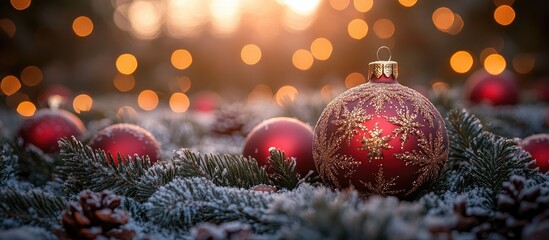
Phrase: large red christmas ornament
[
  {"left": 313, "top": 47, "right": 449, "bottom": 199},
  {"left": 242, "top": 117, "right": 315, "bottom": 177},
  {"left": 520, "top": 134, "right": 549, "bottom": 173},
  {"left": 88, "top": 123, "right": 161, "bottom": 165},
  {"left": 18, "top": 108, "right": 86, "bottom": 153},
  {"left": 464, "top": 69, "right": 519, "bottom": 106}
]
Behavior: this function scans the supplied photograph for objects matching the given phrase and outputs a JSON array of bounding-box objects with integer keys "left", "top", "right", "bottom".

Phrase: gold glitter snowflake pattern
[
  {"left": 361, "top": 164, "right": 403, "bottom": 196},
  {"left": 386, "top": 107, "right": 423, "bottom": 149},
  {"left": 360, "top": 122, "right": 393, "bottom": 161},
  {"left": 331, "top": 106, "right": 372, "bottom": 144},
  {"left": 313, "top": 130, "right": 361, "bottom": 188},
  {"left": 394, "top": 126, "right": 448, "bottom": 195}
]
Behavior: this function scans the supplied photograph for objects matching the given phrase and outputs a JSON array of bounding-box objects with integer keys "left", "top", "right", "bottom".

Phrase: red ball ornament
[
  {"left": 242, "top": 117, "right": 315, "bottom": 177},
  {"left": 520, "top": 134, "right": 549, "bottom": 173},
  {"left": 464, "top": 69, "right": 519, "bottom": 106},
  {"left": 88, "top": 123, "right": 162, "bottom": 165},
  {"left": 313, "top": 48, "right": 449, "bottom": 199},
  {"left": 18, "top": 108, "right": 86, "bottom": 153}
]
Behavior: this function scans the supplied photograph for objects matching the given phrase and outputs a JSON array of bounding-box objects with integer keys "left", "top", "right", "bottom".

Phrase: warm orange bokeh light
[
  {"left": 494, "top": 5, "right": 515, "bottom": 26},
  {"left": 116, "top": 53, "right": 138, "bottom": 75},
  {"left": 484, "top": 53, "right": 506, "bottom": 75},
  {"left": 292, "top": 49, "right": 314, "bottom": 71},
  {"left": 348, "top": 18, "right": 368, "bottom": 40},
  {"left": 345, "top": 72, "right": 366, "bottom": 88},
  {"left": 432, "top": 7, "right": 454, "bottom": 31},
  {"left": 20, "top": 66, "right": 43, "bottom": 86},
  {"left": 169, "top": 76, "right": 192, "bottom": 93},
  {"left": 329, "top": 0, "right": 350, "bottom": 10},
  {"left": 241, "top": 44, "right": 262, "bottom": 65},
  {"left": 113, "top": 74, "right": 136, "bottom": 92},
  {"left": 10, "top": 0, "right": 31, "bottom": 11},
  {"left": 72, "top": 16, "right": 94, "bottom": 37},
  {"left": 171, "top": 49, "right": 193, "bottom": 70},
  {"left": 275, "top": 85, "right": 299, "bottom": 107},
  {"left": 169, "top": 92, "right": 190, "bottom": 113},
  {"left": 0, "top": 19, "right": 16, "bottom": 37},
  {"left": 1, "top": 75, "right": 21, "bottom": 96},
  {"left": 310, "top": 38, "right": 333, "bottom": 61},
  {"left": 248, "top": 84, "right": 274, "bottom": 103},
  {"left": 73, "top": 94, "right": 93, "bottom": 114},
  {"left": 513, "top": 53, "right": 535, "bottom": 74},
  {"left": 354, "top": 0, "right": 373, "bottom": 13},
  {"left": 432, "top": 82, "right": 450, "bottom": 95},
  {"left": 17, "top": 101, "right": 36, "bottom": 117},
  {"left": 138, "top": 90, "right": 159, "bottom": 111},
  {"left": 399, "top": 0, "right": 417, "bottom": 7},
  {"left": 373, "top": 18, "right": 395, "bottom": 39},
  {"left": 447, "top": 13, "right": 464, "bottom": 35},
  {"left": 450, "top": 51, "right": 474, "bottom": 74}
]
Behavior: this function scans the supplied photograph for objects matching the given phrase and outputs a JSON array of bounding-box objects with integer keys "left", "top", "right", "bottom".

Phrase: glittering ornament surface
[
  {"left": 89, "top": 123, "right": 162, "bottom": 165},
  {"left": 18, "top": 108, "right": 85, "bottom": 153},
  {"left": 313, "top": 55, "right": 448, "bottom": 199}
]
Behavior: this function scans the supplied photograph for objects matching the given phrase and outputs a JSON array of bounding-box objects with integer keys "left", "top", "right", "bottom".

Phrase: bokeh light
[
  {"left": 16, "top": 101, "right": 36, "bottom": 117},
  {"left": 513, "top": 53, "right": 535, "bottom": 74},
  {"left": 169, "top": 76, "right": 192, "bottom": 93},
  {"left": 292, "top": 49, "right": 314, "bottom": 70},
  {"left": 116, "top": 53, "right": 138, "bottom": 75},
  {"left": 310, "top": 38, "right": 333, "bottom": 61},
  {"left": 10, "top": 0, "right": 31, "bottom": 11},
  {"left": 6, "top": 92, "right": 29, "bottom": 109},
  {"left": 345, "top": 72, "right": 366, "bottom": 88},
  {"left": 432, "top": 81, "right": 450, "bottom": 95},
  {"left": 171, "top": 49, "right": 193, "bottom": 70},
  {"left": 447, "top": 13, "right": 464, "bottom": 35},
  {"left": 128, "top": 0, "right": 162, "bottom": 39},
  {"left": 450, "top": 51, "right": 474, "bottom": 74},
  {"left": 399, "top": 0, "right": 417, "bottom": 7},
  {"left": 280, "top": 0, "right": 322, "bottom": 15},
  {"left": 20, "top": 66, "right": 43, "bottom": 86},
  {"left": 329, "top": 0, "right": 350, "bottom": 10},
  {"left": 113, "top": 74, "right": 136, "bottom": 92},
  {"left": 354, "top": 0, "right": 373, "bottom": 13},
  {"left": 73, "top": 94, "right": 93, "bottom": 113},
  {"left": 1, "top": 75, "right": 21, "bottom": 96},
  {"left": 373, "top": 18, "right": 395, "bottom": 39},
  {"left": 0, "top": 19, "right": 16, "bottom": 37},
  {"left": 275, "top": 85, "right": 299, "bottom": 107},
  {"left": 72, "top": 16, "right": 94, "bottom": 37},
  {"left": 169, "top": 92, "right": 190, "bottom": 113},
  {"left": 248, "top": 84, "right": 274, "bottom": 103},
  {"left": 494, "top": 5, "right": 515, "bottom": 26},
  {"left": 484, "top": 53, "right": 506, "bottom": 75},
  {"left": 241, "top": 44, "right": 262, "bottom": 65},
  {"left": 138, "top": 90, "right": 159, "bottom": 111},
  {"left": 348, "top": 18, "right": 368, "bottom": 40},
  {"left": 432, "top": 7, "right": 455, "bottom": 31}
]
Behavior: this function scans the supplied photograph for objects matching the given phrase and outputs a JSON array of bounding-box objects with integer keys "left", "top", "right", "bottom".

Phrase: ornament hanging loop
[{"left": 377, "top": 46, "right": 392, "bottom": 62}]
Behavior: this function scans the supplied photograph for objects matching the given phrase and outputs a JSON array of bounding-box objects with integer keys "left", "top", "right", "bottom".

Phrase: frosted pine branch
[
  {"left": 267, "top": 148, "right": 300, "bottom": 190},
  {"left": 0, "top": 188, "right": 66, "bottom": 228}
]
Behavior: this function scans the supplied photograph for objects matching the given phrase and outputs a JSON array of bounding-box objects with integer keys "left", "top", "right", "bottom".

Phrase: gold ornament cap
[{"left": 368, "top": 46, "right": 398, "bottom": 80}]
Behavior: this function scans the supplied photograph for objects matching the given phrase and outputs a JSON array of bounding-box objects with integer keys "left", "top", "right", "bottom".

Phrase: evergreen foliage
[
  {"left": 267, "top": 148, "right": 300, "bottom": 190},
  {"left": 0, "top": 143, "right": 17, "bottom": 185},
  {"left": 438, "top": 109, "right": 539, "bottom": 206},
  {"left": 0, "top": 188, "right": 66, "bottom": 228},
  {"left": 174, "top": 149, "right": 270, "bottom": 189},
  {"left": 143, "top": 177, "right": 275, "bottom": 232},
  {"left": 58, "top": 137, "right": 152, "bottom": 197}
]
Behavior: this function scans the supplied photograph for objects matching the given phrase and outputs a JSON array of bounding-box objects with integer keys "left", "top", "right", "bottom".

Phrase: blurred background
[{"left": 0, "top": 0, "right": 548, "bottom": 117}]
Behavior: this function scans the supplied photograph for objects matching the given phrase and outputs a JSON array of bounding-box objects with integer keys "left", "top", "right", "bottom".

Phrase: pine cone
[
  {"left": 193, "top": 222, "right": 253, "bottom": 240},
  {"left": 490, "top": 175, "right": 549, "bottom": 239},
  {"left": 451, "top": 197, "right": 490, "bottom": 234},
  {"left": 54, "top": 190, "right": 135, "bottom": 240}
]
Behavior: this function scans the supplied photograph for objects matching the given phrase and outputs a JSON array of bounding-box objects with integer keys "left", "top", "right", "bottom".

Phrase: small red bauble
[
  {"left": 520, "top": 134, "right": 549, "bottom": 173},
  {"left": 464, "top": 69, "right": 519, "bottom": 106},
  {"left": 313, "top": 49, "right": 448, "bottom": 200},
  {"left": 18, "top": 108, "right": 86, "bottom": 153},
  {"left": 88, "top": 123, "right": 161, "bottom": 165},
  {"left": 242, "top": 117, "right": 315, "bottom": 177}
]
